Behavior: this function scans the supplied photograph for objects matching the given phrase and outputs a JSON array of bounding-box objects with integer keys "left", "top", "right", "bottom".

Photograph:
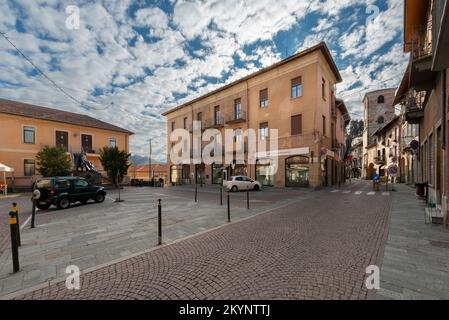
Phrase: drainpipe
[{"left": 442, "top": 70, "right": 446, "bottom": 150}]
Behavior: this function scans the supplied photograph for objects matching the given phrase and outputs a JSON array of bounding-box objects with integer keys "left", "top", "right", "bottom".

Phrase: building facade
[
  {"left": 162, "top": 43, "right": 350, "bottom": 189},
  {"left": 129, "top": 164, "right": 169, "bottom": 184},
  {"left": 350, "top": 136, "right": 363, "bottom": 178},
  {"left": 0, "top": 99, "right": 133, "bottom": 189},
  {"left": 372, "top": 116, "right": 402, "bottom": 181},
  {"left": 362, "top": 88, "right": 397, "bottom": 179},
  {"left": 394, "top": 0, "right": 448, "bottom": 226}
]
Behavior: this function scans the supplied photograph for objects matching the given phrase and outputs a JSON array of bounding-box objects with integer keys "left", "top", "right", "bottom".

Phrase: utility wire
[{"left": 0, "top": 30, "right": 108, "bottom": 111}]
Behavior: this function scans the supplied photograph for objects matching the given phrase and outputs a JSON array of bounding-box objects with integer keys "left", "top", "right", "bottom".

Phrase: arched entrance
[{"left": 285, "top": 156, "right": 310, "bottom": 187}]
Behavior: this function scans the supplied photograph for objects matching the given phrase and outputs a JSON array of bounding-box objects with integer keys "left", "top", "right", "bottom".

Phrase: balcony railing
[
  {"left": 411, "top": 21, "right": 433, "bottom": 60},
  {"left": 204, "top": 118, "right": 224, "bottom": 129},
  {"left": 225, "top": 110, "right": 247, "bottom": 124},
  {"left": 404, "top": 90, "right": 425, "bottom": 123}
]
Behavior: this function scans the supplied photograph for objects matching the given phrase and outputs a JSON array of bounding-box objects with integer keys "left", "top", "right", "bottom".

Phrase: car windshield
[{"left": 36, "top": 179, "right": 52, "bottom": 189}]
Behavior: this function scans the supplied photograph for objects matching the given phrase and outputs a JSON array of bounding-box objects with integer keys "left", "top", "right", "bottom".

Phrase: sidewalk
[{"left": 377, "top": 184, "right": 449, "bottom": 299}]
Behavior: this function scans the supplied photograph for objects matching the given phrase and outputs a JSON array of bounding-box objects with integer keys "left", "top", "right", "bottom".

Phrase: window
[
  {"left": 234, "top": 99, "right": 242, "bottom": 119},
  {"left": 291, "top": 115, "right": 302, "bottom": 135},
  {"left": 24, "top": 159, "right": 35, "bottom": 176},
  {"left": 259, "top": 122, "right": 269, "bottom": 140},
  {"left": 23, "top": 126, "right": 35, "bottom": 144},
  {"left": 214, "top": 106, "right": 221, "bottom": 125},
  {"left": 81, "top": 134, "right": 93, "bottom": 153},
  {"left": 74, "top": 179, "right": 89, "bottom": 188},
  {"left": 377, "top": 95, "right": 385, "bottom": 104},
  {"left": 429, "top": 133, "right": 434, "bottom": 185},
  {"left": 55, "top": 131, "right": 68, "bottom": 150},
  {"left": 291, "top": 77, "right": 302, "bottom": 99},
  {"left": 183, "top": 117, "right": 188, "bottom": 130},
  {"left": 235, "top": 129, "right": 242, "bottom": 143},
  {"left": 109, "top": 138, "right": 117, "bottom": 148},
  {"left": 321, "top": 78, "right": 326, "bottom": 99},
  {"left": 377, "top": 116, "right": 385, "bottom": 124},
  {"left": 171, "top": 121, "right": 175, "bottom": 132},
  {"left": 322, "top": 116, "right": 326, "bottom": 136},
  {"left": 55, "top": 179, "right": 71, "bottom": 189},
  {"left": 197, "top": 112, "right": 203, "bottom": 129},
  {"left": 260, "top": 89, "right": 268, "bottom": 108}
]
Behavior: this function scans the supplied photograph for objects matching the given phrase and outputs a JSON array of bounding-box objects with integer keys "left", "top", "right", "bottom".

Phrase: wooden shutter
[
  {"left": 260, "top": 89, "right": 268, "bottom": 101},
  {"left": 291, "top": 115, "right": 302, "bottom": 135},
  {"left": 291, "top": 77, "right": 302, "bottom": 86},
  {"left": 56, "top": 131, "right": 68, "bottom": 150}
]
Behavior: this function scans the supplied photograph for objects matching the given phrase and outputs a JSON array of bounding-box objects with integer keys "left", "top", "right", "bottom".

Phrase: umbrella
[{"left": 0, "top": 163, "right": 14, "bottom": 197}]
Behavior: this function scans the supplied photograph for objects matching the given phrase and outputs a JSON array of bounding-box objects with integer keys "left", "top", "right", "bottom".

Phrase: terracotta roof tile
[{"left": 0, "top": 99, "right": 133, "bottom": 134}]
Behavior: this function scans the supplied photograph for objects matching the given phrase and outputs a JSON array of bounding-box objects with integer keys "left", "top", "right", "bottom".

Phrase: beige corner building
[
  {"left": 162, "top": 42, "right": 350, "bottom": 189},
  {"left": 0, "top": 99, "right": 133, "bottom": 190}
]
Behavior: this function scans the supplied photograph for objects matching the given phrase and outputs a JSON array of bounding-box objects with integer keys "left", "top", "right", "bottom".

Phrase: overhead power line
[{"left": 0, "top": 30, "right": 108, "bottom": 111}]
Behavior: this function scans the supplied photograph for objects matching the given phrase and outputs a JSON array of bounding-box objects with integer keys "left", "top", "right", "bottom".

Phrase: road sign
[{"left": 388, "top": 165, "right": 398, "bottom": 177}]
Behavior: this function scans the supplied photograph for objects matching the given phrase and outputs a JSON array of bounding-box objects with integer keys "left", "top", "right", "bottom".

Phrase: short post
[
  {"left": 246, "top": 190, "right": 250, "bottom": 210},
  {"left": 195, "top": 184, "right": 198, "bottom": 202},
  {"left": 8, "top": 211, "right": 20, "bottom": 272},
  {"left": 30, "top": 203, "right": 36, "bottom": 229},
  {"left": 12, "top": 203, "right": 20, "bottom": 247},
  {"left": 227, "top": 192, "right": 230, "bottom": 223},
  {"left": 157, "top": 199, "right": 162, "bottom": 245},
  {"left": 220, "top": 187, "right": 223, "bottom": 206}
]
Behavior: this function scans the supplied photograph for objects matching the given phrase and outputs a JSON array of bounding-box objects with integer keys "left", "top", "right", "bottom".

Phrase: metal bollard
[
  {"left": 227, "top": 193, "right": 230, "bottom": 223},
  {"left": 31, "top": 203, "right": 36, "bottom": 229},
  {"left": 158, "top": 199, "right": 162, "bottom": 246},
  {"left": 195, "top": 184, "right": 198, "bottom": 203},
  {"left": 12, "top": 203, "right": 20, "bottom": 247},
  {"left": 247, "top": 190, "right": 250, "bottom": 210},
  {"left": 8, "top": 211, "right": 20, "bottom": 272},
  {"left": 220, "top": 187, "right": 223, "bottom": 206}
]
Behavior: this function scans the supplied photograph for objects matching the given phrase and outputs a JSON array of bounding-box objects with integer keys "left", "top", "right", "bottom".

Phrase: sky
[{"left": 0, "top": 0, "right": 408, "bottom": 162}]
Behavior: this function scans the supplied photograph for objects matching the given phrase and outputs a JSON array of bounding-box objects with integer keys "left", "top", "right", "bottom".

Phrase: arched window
[
  {"left": 256, "top": 159, "right": 275, "bottom": 186},
  {"left": 377, "top": 95, "right": 385, "bottom": 104},
  {"left": 377, "top": 116, "right": 385, "bottom": 124}
]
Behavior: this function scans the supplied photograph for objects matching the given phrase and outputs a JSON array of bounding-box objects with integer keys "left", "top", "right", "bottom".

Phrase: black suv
[{"left": 32, "top": 177, "right": 106, "bottom": 210}]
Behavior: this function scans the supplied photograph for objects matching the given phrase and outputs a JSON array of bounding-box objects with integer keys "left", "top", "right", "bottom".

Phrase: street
[{"left": 3, "top": 180, "right": 395, "bottom": 299}]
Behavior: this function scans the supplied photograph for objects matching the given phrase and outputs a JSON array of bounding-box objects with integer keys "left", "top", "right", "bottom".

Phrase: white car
[{"left": 224, "top": 176, "right": 262, "bottom": 192}]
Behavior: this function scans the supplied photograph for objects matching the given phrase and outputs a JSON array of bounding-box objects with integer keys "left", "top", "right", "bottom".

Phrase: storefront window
[
  {"left": 231, "top": 163, "right": 247, "bottom": 176},
  {"left": 212, "top": 163, "right": 223, "bottom": 184},
  {"left": 285, "top": 156, "right": 310, "bottom": 187},
  {"left": 256, "top": 159, "right": 275, "bottom": 186},
  {"left": 170, "top": 165, "right": 179, "bottom": 184},
  {"left": 182, "top": 164, "right": 191, "bottom": 184}
]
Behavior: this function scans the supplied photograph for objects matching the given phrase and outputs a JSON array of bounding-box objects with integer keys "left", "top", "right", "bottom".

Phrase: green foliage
[
  {"left": 99, "top": 146, "right": 131, "bottom": 186},
  {"left": 36, "top": 146, "right": 72, "bottom": 177}
]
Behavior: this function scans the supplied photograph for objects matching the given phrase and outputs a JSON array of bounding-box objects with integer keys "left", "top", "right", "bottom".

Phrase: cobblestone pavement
[
  {"left": 13, "top": 180, "right": 392, "bottom": 300},
  {"left": 0, "top": 193, "right": 33, "bottom": 256},
  {"left": 0, "top": 186, "right": 311, "bottom": 296}
]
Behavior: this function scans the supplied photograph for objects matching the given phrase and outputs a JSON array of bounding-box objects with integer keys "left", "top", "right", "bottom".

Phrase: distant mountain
[
  {"left": 130, "top": 155, "right": 166, "bottom": 165},
  {"left": 130, "top": 155, "right": 149, "bottom": 165}
]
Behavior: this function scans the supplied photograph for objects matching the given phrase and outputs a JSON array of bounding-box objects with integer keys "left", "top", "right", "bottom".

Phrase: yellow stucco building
[
  {"left": 162, "top": 42, "right": 350, "bottom": 188},
  {"left": 0, "top": 99, "right": 133, "bottom": 190}
]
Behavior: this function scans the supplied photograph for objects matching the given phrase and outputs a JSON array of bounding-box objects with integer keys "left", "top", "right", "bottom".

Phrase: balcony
[
  {"left": 204, "top": 118, "right": 224, "bottom": 129},
  {"left": 409, "top": 23, "right": 437, "bottom": 91},
  {"left": 225, "top": 110, "right": 247, "bottom": 124},
  {"left": 374, "top": 156, "right": 386, "bottom": 166},
  {"left": 432, "top": 0, "right": 449, "bottom": 70},
  {"left": 404, "top": 90, "right": 425, "bottom": 124}
]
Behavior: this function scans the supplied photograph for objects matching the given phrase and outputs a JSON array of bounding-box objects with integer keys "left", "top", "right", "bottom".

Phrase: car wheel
[
  {"left": 253, "top": 184, "right": 260, "bottom": 191},
  {"left": 37, "top": 204, "right": 51, "bottom": 210},
  {"left": 95, "top": 193, "right": 105, "bottom": 203},
  {"left": 57, "top": 198, "right": 70, "bottom": 210},
  {"left": 231, "top": 185, "right": 238, "bottom": 192}
]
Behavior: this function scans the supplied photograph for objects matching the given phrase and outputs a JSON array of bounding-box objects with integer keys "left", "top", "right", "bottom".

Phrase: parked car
[
  {"left": 31, "top": 177, "right": 106, "bottom": 210},
  {"left": 224, "top": 176, "right": 262, "bottom": 192}
]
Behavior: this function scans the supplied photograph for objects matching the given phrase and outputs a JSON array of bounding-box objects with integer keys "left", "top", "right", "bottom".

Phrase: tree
[
  {"left": 99, "top": 146, "right": 131, "bottom": 186},
  {"left": 345, "top": 120, "right": 364, "bottom": 153},
  {"left": 36, "top": 146, "right": 72, "bottom": 177}
]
